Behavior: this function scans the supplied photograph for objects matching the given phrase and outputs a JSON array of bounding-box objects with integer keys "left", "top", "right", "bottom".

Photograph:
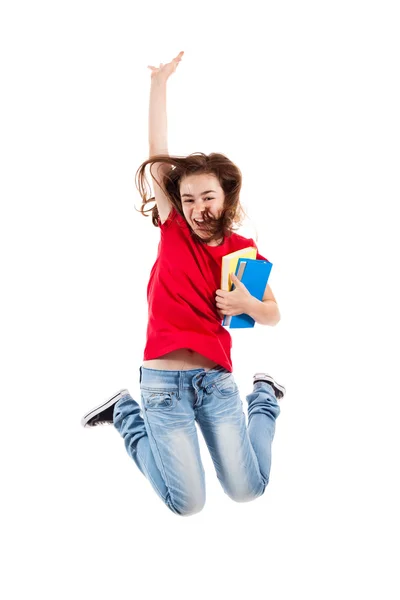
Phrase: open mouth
[{"left": 194, "top": 219, "right": 206, "bottom": 229}]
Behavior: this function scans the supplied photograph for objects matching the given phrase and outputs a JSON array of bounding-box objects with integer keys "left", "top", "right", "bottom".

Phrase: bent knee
[
  {"left": 226, "top": 481, "right": 267, "bottom": 503},
  {"left": 167, "top": 495, "right": 205, "bottom": 517},
  {"left": 171, "top": 502, "right": 205, "bottom": 517}
]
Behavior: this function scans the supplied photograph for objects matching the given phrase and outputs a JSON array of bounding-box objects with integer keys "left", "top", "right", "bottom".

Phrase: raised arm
[
  {"left": 147, "top": 51, "right": 184, "bottom": 223},
  {"left": 149, "top": 79, "right": 168, "bottom": 154}
]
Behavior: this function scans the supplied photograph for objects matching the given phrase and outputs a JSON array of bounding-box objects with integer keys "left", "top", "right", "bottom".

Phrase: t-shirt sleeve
[{"left": 256, "top": 250, "right": 268, "bottom": 261}]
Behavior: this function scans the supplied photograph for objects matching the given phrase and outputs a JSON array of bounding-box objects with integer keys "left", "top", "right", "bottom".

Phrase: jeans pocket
[
  {"left": 212, "top": 373, "right": 239, "bottom": 399},
  {"left": 141, "top": 388, "right": 177, "bottom": 411}
]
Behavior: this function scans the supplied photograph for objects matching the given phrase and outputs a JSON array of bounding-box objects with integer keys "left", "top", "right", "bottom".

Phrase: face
[{"left": 179, "top": 174, "right": 225, "bottom": 237}]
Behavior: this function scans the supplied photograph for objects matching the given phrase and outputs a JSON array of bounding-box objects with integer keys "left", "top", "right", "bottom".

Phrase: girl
[{"left": 81, "top": 51, "right": 285, "bottom": 517}]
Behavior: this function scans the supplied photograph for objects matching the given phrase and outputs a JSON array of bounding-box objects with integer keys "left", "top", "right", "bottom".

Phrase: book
[
  {"left": 222, "top": 258, "right": 273, "bottom": 328},
  {"left": 220, "top": 246, "right": 257, "bottom": 291}
]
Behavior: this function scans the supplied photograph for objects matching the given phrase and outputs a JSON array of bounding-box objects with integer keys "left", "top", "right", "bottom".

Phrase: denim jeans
[{"left": 113, "top": 365, "right": 281, "bottom": 517}]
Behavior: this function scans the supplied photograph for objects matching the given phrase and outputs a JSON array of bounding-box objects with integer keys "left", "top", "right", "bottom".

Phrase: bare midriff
[{"left": 142, "top": 348, "right": 219, "bottom": 371}]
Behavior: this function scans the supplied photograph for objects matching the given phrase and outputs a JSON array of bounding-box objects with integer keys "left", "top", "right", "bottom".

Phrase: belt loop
[
  {"left": 178, "top": 370, "right": 183, "bottom": 399},
  {"left": 139, "top": 366, "right": 142, "bottom": 384}
]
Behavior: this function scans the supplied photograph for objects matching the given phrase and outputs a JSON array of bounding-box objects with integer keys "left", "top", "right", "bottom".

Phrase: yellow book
[{"left": 220, "top": 246, "right": 257, "bottom": 291}]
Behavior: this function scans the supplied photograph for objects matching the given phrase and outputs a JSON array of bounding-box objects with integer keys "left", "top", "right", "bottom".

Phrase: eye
[{"left": 183, "top": 197, "right": 214, "bottom": 203}]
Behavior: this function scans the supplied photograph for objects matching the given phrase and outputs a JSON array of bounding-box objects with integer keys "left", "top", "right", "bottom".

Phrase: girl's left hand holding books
[{"left": 215, "top": 274, "right": 253, "bottom": 317}]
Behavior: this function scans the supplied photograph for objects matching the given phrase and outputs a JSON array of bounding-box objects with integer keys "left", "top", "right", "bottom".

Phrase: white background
[{"left": 1, "top": 1, "right": 399, "bottom": 598}]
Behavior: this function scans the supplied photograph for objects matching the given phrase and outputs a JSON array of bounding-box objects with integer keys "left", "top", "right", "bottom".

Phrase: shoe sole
[{"left": 81, "top": 389, "right": 129, "bottom": 428}]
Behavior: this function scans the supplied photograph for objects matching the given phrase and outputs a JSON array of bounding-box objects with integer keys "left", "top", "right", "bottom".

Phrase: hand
[
  {"left": 215, "top": 274, "right": 253, "bottom": 318},
  {"left": 147, "top": 51, "right": 184, "bottom": 83}
]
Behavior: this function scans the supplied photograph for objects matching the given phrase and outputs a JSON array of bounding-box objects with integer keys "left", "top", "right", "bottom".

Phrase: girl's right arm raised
[{"left": 148, "top": 51, "right": 184, "bottom": 223}]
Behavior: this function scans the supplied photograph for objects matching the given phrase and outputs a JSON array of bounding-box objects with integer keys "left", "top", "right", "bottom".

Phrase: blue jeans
[{"left": 113, "top": 365, "right": 281, "bottom": 517}]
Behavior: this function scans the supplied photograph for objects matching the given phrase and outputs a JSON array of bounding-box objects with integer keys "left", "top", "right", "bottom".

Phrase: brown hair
[{"left": 134, "top": 152, "right": 247, "bottom": 245}]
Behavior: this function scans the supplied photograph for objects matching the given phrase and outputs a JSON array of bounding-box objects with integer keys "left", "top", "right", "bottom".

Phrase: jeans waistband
[{"left": 139, "top": 364, "right": 228, "bottom": 390}]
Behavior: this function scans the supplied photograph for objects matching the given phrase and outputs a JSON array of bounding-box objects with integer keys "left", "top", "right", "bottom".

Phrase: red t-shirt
[{"left": 143, "top": 206, "right": 268, "bottom": 372}]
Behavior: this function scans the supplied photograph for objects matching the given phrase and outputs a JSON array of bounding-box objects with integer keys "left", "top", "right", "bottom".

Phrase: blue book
[{"left": 222, "top": 258, "right": 273, "bottom": 328}]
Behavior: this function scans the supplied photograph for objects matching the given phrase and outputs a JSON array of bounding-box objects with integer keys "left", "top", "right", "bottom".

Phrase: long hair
[{"left": 134, "top": 152, "right": 247, "bottom": 245}]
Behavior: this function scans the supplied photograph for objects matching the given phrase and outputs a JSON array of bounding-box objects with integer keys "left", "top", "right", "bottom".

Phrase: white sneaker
[{"left": 253, "top": 373, "right": 286, "bottom": 401}]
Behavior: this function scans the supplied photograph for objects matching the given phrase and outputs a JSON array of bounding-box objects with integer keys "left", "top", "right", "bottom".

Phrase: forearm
[
  {"left": 245, "top": 297, "right": 281, "bottom": 326},
  {"left": 149, "top": 79, "right": 168, "bottom": 153}
]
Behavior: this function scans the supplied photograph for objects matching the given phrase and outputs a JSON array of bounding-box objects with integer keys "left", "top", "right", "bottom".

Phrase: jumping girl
[{"left": 81, "top": 51, "right": 286, "bottom": 517}]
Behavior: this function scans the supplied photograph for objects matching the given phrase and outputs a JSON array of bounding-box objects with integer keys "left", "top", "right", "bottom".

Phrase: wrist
[
  {"left": 244, "top": 295, "right": 280, "bottom": 326},
  {"left": 150, "top": 76, "right": 168, "bottom": 88},
  {"left": 244, "top": 295, "right": 258, "bottom": 314}
]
